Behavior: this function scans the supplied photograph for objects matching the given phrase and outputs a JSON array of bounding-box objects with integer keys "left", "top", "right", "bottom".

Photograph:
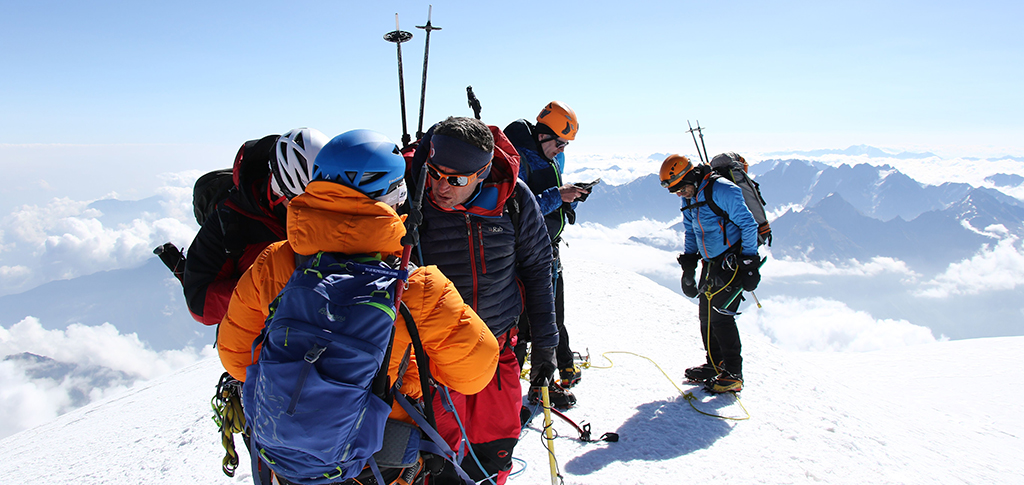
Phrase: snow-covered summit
[{"left": 2, "top": 258, "right": 1019, "bottom": 484}]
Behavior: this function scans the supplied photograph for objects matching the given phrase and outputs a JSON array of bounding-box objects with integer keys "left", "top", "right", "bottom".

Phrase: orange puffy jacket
[{"left": 218, "top": 181, "right": 499, "bottom": 423}]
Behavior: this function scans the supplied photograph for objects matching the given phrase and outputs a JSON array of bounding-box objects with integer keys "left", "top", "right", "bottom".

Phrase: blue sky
[
  {"left": 1, "top": 0, "right": 1022, "bottom": 208},
  {"left": 2, "top": 2, "right": 1024, "bottom": 439}
]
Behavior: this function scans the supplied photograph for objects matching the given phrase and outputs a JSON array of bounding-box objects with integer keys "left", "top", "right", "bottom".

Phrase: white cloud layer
[
  {"left": 916, "top": 238, "right": 1024, "bottom": 298},
  {"left": 0, "top": 317, "right": 214, "bottom": 439},
  {"left": 563, "top": 219, "right": 686, "bottom": 282},
  {"left": 561, "top": 221, "right": 941, "bottom": 353},
  {"left": 766, "top": 253, "right": 919, "bottom": 280},
  {"left": 738, "top": 296, "right": 940, "bottom": 352},
  {"left": 0, "top": 173, "right": 198, "bottom": 296},
  {"left": 561, "top": 221, "right": 921, "bottom": 285}
]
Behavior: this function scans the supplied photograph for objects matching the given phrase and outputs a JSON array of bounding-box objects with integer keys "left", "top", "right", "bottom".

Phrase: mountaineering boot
[
  {"left": 559, "top": 364, "right": 582, "bottom": 389},
  {"left": 683, "top": 363, "right": 719, "bottom": 383},
  {"left": 704, "top": 371, "right": 743, "bottom": 393},
  {"left": 528, "top": 383, "right": 577, "bottom": 409}
]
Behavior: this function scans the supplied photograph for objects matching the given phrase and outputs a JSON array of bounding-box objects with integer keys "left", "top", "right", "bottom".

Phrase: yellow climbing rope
[{"left": 589, "top": 351, "right": 750, "bottom": 421}]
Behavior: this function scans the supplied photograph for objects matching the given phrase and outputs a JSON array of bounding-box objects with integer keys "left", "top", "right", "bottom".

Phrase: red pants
[{"left": 432, "top": 334, "right": 521, "bottom": 485}]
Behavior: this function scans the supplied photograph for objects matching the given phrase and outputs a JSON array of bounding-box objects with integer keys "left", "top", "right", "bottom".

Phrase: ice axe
[
  {"left": 466, "top": 85, "right": 482, "bottom": 120},
  {"left": 540, "top": 377, "right": 561, "bottom": 485},
  {"left": 717, "top": 256, "right": 767, "bottom": 314}
]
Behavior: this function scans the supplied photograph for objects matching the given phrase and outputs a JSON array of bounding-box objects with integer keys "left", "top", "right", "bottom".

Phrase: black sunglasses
[
  {"left": 543, "top": 136, "right": 569, "bottom": 149},
  {"left": 667, "top": 181, "right": 694, "bottom": 194}
]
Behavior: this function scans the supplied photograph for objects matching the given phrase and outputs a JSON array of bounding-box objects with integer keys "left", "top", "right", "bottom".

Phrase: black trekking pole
[
  {"left": 415, "top": 5, "right": 441, "bottom": 140},
  {"left": 686, "top": 120, "right": 705, "bottom": 163},
  {"left": 466, "top": 86, "right": 482, "bottom": 120},
  {"left": 396, "top": 164, "right": 428, "bottom": 305},
  {"left": 696, "top": 120, "right": 710, "bottom": 162},
  {"left": 396, "top": 164, "right": 437, "bottom": 428},
  {"left": 384, "top": 14, "right": 413, "bottom": 148}
]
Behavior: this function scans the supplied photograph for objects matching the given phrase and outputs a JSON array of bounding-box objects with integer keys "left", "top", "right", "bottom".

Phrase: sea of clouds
[{"left": 3, "top": 147, "right": 1024, "bottom": 439}]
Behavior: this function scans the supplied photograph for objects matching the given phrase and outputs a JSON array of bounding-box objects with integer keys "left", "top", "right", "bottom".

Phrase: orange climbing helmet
[
  {"left": 659, "top": 154, "right": 697, "bottom": 192},
  {"left": 536, "top": 101, "right": 579, "bottom": 140}
]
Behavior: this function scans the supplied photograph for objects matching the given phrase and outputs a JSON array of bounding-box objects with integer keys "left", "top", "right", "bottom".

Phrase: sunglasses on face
[
  {"left": 543, "top": 136, "right": 569, "bottom": 149},
  {"left": 666, "top": 182, "right": 692, "bottom": 194},
  {"left": 426, "top": 161, "right": 489, "bottom": 187}
]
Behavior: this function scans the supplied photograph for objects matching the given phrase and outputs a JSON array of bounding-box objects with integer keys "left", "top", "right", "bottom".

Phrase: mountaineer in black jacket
[
  {"left": 182, "top": 128, "right": 328, "bottom": 326},
  {"left": 409, "top": 116, "right": 557, "bottom": 485},
  {"left": 504, "top": 101, "right": 587, "bottom": 393}
]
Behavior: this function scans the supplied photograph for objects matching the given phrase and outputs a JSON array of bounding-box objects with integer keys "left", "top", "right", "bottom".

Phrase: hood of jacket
[
  {"left": 503, "top": 119, "right": 543, "bottom": 157},
  {"left": 286, "top": 181, "right": 406, "bottom": 258}
]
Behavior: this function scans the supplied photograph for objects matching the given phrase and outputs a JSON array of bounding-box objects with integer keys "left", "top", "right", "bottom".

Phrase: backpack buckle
[{"left": 304, "top": 346, "right": 326, "bottom": 364}]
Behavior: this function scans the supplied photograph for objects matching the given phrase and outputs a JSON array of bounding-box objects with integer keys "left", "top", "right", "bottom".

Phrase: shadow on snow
[{"left": 562, "top": 393, "right": 735, "bottom": 475}]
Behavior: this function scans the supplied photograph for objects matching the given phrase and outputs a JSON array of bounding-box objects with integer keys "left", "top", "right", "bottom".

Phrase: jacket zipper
[
  {"left": 477, "top": 222, "right": 487, "bottom": 274},
  {"left": 550, "top": 159, "right": 566, "bottom": 239},
  {"left": 465, "top": 214, "right": 479, "bottom": 310}
]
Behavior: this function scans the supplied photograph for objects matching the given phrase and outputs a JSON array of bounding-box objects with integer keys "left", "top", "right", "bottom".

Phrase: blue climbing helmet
[{"left": 312, "top": 129, "right": 407, "bottom": 199}]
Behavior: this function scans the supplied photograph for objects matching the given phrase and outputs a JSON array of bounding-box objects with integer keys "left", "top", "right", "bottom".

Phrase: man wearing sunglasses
[
  {"left": 409, "top": 116, "right": 558, "bottom": 485},
  {"left": 659, "top": 154, "right": 761, "bottom": 394},
  {"left": 503, "top": 101, "right": 586, "bottom": 405}
]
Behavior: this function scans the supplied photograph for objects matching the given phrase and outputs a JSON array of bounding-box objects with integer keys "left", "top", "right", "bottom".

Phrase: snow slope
[{"left": 2, "top": 259, "right": 1020, "bottom": 484}]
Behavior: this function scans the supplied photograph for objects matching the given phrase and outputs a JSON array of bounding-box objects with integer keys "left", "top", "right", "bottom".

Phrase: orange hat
[
  {"left": 536, "top": 101, "right": 579, "bottom": 140},
  {"left": 659, "top": 154, "right": 695, "bottom": 192}
]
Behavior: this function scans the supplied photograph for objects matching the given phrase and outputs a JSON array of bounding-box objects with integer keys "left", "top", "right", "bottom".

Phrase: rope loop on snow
[{"left": 592, "top": 351, "right": 750, "bottom": 421}]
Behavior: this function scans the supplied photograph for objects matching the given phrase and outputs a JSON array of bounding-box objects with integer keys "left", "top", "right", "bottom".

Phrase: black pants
[
  {"left": 515, "top": 250, "right": 572, "bottom": 372},
  {"left": 697, "top": 254, "right": 744, "bottom": 377}
]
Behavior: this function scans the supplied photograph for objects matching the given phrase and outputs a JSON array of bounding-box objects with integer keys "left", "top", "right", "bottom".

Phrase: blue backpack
[{"left": 242, "top": 252, "right": 404, "bottom": 485}]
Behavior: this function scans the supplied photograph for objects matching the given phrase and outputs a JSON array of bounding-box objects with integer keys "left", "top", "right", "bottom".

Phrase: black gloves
[
  {"left": 677, "top": 253, "right": 699, "bottom": 272},
  {"left": 529, "top": 346, "right": 557, "bottom": 387},
  {"left": 677, "top": 253, "right": 700, "bottom": 298},
  {"left": 563, "top": 203, "right": 577, "bottom": 225},
  {"left": 739, "top": 255, "right": 762, "bottom": 292},
  {"left": 681, "top": 274, "right": 699, "bottom": 298}
]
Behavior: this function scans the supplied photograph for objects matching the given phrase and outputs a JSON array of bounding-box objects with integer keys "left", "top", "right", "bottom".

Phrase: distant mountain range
[
  {"left": 764, "top": 145, "right": 939, "bottom": 159},
  {"left": 986, "top": 173, "right": 1024, "bottom": 187},
  {"left": 5, "top": 155, "right": 1024, "bottom": 352},
  {"left": 0, "top": 258, "right": 215, "bottom": 351},
  {"left": 770, "top": 190, "right": 1024, "bottom": 273},
  {"left": 3, "top": 352, "right": 137, "bottom": 410},
  {"left": 580, "top": 158, "right": 1024, "bottom": 275},
  {"left": 574, "top": 174, "right": 681, "bottom": 226}
]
